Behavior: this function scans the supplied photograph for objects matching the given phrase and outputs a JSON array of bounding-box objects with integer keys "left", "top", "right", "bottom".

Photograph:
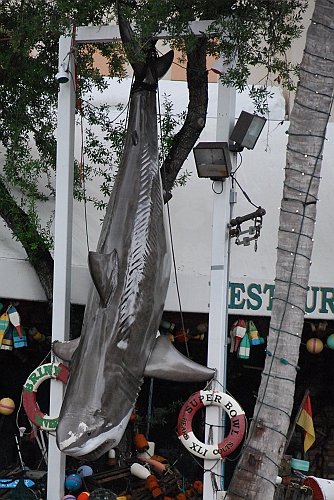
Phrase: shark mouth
[
  {"left": 57, "top": 409, "right": 134, "bottom": 459},
  {"left": 79, "top": 440, "right": 116, "bottom": 462}
]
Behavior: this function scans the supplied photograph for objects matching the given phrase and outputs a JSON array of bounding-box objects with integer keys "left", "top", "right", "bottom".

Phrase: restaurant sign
[{"left": 229, "top": 281, "right": 334, "bottom": 319}]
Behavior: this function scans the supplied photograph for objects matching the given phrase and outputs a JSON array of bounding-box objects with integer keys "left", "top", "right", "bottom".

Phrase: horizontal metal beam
[{"left": 75, "top": 20, "right": 214, "bottom": 44}]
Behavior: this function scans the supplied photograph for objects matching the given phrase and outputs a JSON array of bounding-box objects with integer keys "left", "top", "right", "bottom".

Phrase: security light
[
  {"left": 193, "top": 142, "right": 232, "bottom": 181},
  {"left": 230, "top": 111, "right": 266, "bottom": 152},
  {"left": 56, "top": 63, "right": 69, "bottom": 84}
]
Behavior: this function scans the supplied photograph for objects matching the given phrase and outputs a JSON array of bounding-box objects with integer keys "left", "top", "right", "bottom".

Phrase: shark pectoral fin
[
  {"left": 88, "top": 250, "right": 119, "bottom": 308},
  {"left": 156, "top": 50, "right": 174, "bottom": 79},
  {"left": 52, "top": 337, "right": 80, "bottom": 362},
  {"left": 144, "top": 335, "right": 215, "bottom": 382}
]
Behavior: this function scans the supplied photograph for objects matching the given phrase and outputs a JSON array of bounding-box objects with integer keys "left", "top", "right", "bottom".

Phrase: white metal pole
[
  {"left": 203, "top": 81, "right": 236, "bottom": 500},
  {"left": 47, "top": 35, "right": 75, "bottom": 500}
]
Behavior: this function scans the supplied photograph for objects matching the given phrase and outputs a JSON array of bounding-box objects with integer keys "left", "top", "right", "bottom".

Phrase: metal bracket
[{"left": 228, "top": 207, "right": 266, "bottom": 250}]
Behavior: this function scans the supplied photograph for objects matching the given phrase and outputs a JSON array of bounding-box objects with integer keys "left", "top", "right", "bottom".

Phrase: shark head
[{"left": 56, "top": 407, "right": 133, "bottom": 460}]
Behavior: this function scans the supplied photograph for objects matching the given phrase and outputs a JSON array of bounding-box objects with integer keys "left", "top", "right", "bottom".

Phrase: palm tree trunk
[{"left": 225, "top": 1, "right": 334, "bottom": 498}]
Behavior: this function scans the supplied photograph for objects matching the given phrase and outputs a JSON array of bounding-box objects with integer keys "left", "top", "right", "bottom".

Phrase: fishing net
[
  {"left": 7, "top": 478, "right": 36, "bottom": 499},
  {"left": 89, "top": 488, "right": 117, "bottom": 500}
]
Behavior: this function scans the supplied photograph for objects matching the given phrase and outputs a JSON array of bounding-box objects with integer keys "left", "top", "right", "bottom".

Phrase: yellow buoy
[
  {"left": 0, "top": 397, "right": 15, "bottom": 415},
  {"left": 306, "top": 338, "right": 323, "bottom": 354}
]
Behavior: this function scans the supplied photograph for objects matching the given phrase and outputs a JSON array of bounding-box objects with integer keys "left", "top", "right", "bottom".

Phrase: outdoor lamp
[
  {"left": 193, "top": 142, "right": 232, "bottom": 181},
  {"left": 229, "top": 111, "right": 266, "bottom": 152},
  {"left": 56, "top": 63, "right": 69, "bottom": 84}
]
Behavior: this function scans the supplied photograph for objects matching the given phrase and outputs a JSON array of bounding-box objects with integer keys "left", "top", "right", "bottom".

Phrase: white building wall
[{"left": 0, "top": 76, "right": 333, "bottom": 319}]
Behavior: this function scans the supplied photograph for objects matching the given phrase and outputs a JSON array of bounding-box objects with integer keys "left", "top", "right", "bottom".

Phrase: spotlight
[
  {"left": 193, "top": 142, "right": 232, "bottom": 181},
  {"left": 230, "top": 111, "right": 267, "bottom": 152},
  {"left": 56, "top": 63, "right": 69, "bottom": 84}
]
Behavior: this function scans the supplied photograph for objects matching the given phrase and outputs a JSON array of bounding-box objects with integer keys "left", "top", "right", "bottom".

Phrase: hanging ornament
[
  {"left": 189, "top": 322, "right": 207, "bottom": 341},
  {"left": 159, "top": 321, "right": 175, "bottom": 342},
  {"left": 159, "top": 320, "right": 175, "bottom": 333},
  {"left": 77, "top": 465, "right": 93, "bottom": 478},
  {"left": 13, "top": 326, "right": 27, "bottom": 349},
  {"left": 317, "top": 321, "right": 328, "bottom": 333},
  {"left": 77, "top": 493, "right": 91, "bottom": 500},
  {"left": 174, "top": 329, "right": 190, "bottom": 343},
  {"left": 238, "top": 332, "right": 250, "bottom": 359},
  {"left": 0, "top": 323, "right": 13, "bottom": 351},
  {"left": 28, "top": 327, "right": 46, "bottom": 343},
  {"left": 0, "top": 397, "right": 15, "bottom": 415},
  {"left": 306, "top": 337, "right": 323, "bottom": 354},
  {"left": 0, "top": 312, "right": 9, "bottom": 347},
  {"left": 247, "top": 320, "right": 260, "bottom": 345},
  {"left": 229, "top": 319, "right": 247, "bottom": 353},
  {"left": 327, "top": 334, "right": 334, "bottom": 350},
  {"left": 64, "top": 474, "right": 82, "bottom": 493},
  {"left": 8, "top": 305, "right": 22, "bottom": 338}
]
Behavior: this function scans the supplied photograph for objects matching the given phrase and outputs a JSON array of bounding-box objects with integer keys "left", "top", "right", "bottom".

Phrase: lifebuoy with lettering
[
  {"left": 22, "top": 363, "right": 68, "bottom": 431},
  {"left": 177, "top": 390, "right": 246, "bottom": 460}
]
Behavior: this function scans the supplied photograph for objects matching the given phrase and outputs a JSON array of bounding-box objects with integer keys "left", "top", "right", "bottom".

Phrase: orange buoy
[{"left": 134, "top": 433, "right": 149, "bottom": 453}]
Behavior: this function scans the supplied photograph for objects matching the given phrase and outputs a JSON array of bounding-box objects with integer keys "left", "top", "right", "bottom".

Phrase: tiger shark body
[{"left": 54, "top": 8, "right": 214, "bottom": 461}]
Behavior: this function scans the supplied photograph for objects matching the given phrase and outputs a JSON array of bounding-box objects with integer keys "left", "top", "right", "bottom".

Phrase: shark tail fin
[
  {"left": 117, "top": 0, "right": 173, "bottom": 81},
  {"left": 156, "top": 50, "right": 174, "bottom": 80},
  {"left": 144, "top": 335, "right": 215, "bottom": 382}
]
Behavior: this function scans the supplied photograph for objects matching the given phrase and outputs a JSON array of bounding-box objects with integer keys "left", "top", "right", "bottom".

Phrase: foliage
[
  {"left": 0, "top": 0, "right": 307, "bottom": 272},
  {"left": 0, "top": 0, "right": 121, "bottom": 260},
  {"left": 74, "top": 92, "right": 186, "bottom": 211},
  {"left": 121, "top": 0, "right": 307, "bottom": 90}
]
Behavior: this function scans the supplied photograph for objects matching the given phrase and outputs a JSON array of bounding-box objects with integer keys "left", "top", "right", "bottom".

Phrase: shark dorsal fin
[
  {"left": 144, "top": 335, "right": 215, "bottom": 382},
  {"left": 88, "top": 250, "right": 119, "bottom": 308}
]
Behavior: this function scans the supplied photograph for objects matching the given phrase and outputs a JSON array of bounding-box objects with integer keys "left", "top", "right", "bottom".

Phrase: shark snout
[
  {"left": 57, "top": 414, "right": 106, "bottom": 455},
  {"left": 56, "top": 408, "right": 133, "bottom": 458}
]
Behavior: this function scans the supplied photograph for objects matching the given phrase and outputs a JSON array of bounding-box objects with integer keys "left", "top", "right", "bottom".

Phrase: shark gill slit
[{"left": 118, "top": 145, "right": 159, "bottom": 336}]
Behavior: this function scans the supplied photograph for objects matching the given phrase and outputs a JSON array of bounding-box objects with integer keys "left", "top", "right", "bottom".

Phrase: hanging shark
[{"left": 53, "top": 4, "right": 214, "bottom": 461}]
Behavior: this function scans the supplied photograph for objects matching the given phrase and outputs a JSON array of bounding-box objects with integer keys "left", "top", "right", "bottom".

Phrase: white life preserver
[
  {"left": 177, "top": 390, "right": 246, "bottom": 460},
  {"left": 22, "top": 363, "right": 68, "bottom": 431}
]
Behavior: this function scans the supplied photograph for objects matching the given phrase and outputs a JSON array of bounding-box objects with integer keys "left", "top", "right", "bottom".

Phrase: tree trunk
[
  {"left": 225, "top": 1, "right": 334, "bottom": 498},
  {"left": 161, "top": 36, "right": 208, "bottom": 193},
  {"left": 0, "top": 178, "right": 54, "bottom": 301}
]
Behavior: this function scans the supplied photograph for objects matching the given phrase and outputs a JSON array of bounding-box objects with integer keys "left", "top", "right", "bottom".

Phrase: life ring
[
  {"left": 22, "top": 363, "right": 68, "bottom": 431},
  {"left": 177, "top": 390, "right": 246, "bottom": 460}
]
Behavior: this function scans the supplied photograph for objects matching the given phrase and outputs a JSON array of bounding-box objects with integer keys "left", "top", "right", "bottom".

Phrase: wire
[
  {"left": 79, "top": 112, "right": 90, "bottom": 253},
  {"left": 230, "top": 174, "right": 261, "bottom": 209},
  {"left": 157, "top": 83, "right": 190, "bottom": 357}
]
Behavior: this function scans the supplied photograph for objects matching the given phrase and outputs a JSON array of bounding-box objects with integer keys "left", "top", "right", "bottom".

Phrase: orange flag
[{"left": 297, "top": 395, "right": 315, "bottom": 452}]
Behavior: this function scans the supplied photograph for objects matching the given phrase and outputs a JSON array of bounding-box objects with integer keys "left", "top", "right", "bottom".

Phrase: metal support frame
[
  {"left": 50, "top": 21, "right": 233, "bottom": 500},
  {"left": 48, "top": 35, "right": 75, "bottom": 500},
  {"left": 203, "top": 83, "right": 236, "bottom": 500}
]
